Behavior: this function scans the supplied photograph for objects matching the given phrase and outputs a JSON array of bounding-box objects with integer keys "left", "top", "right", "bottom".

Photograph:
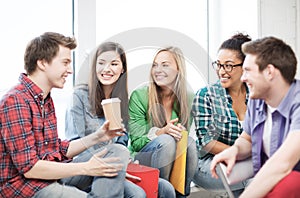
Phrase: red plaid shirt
[{"left": 0, "top": 73, "right": 70, "bottom": 197}]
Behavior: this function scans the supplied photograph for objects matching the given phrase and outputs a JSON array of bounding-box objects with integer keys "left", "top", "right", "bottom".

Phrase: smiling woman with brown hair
[{"left": 64, "top": 42, "right": 147, "bottom": 198}]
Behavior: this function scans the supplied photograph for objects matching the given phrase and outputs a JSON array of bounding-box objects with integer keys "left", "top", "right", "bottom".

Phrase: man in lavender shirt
[{"left": 210, "top": 36, "right": 300, "bottom": 197}]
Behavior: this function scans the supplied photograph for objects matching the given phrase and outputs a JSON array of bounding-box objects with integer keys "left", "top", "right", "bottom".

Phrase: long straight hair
[
  {"left": 88, "top": 42, "right": 129, "bottom": 126},
  {"left": 148, "top": 46, "right": 190, "bottom": 129}
]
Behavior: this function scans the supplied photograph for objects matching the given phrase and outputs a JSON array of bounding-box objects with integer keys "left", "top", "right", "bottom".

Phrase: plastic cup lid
[{"left": 101, "top": 97, "right": 121, "bottom": 105}]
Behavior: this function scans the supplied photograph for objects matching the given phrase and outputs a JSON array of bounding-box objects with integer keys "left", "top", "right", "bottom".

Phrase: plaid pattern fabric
[
  {"left": 0, "top": 73, "right": 70, "bottom": 197},
  {"left": 192, "top": 81, "right": 248, "bottom": 152}
]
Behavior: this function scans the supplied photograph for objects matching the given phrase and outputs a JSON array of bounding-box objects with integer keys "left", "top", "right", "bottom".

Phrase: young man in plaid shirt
[{"left": 0, "top": 32, "right": 129, "bottom": 198}]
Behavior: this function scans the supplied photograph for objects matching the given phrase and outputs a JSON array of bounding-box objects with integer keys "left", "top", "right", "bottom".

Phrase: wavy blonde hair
[{"left": 148, "top": 46, "right": 190, "bottom": 129}]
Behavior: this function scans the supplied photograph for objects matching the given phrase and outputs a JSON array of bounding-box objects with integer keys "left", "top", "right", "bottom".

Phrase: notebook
[
  {"left": 170, "top": 130, "right": 188, "bottom": 194},
  {"left": 216, "top": 158, "right": 254, "bottom": 198},
  {"left": 216, "top": 163, "right": 235, "bottom": 198},
  {"left": 218, "top": 158, "right": 253, "bottom": 185}
]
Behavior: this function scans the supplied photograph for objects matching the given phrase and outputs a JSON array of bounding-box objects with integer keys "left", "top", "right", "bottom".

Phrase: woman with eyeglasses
[{"left": 192, "top": 33, "right": 251, "bottom": 196}]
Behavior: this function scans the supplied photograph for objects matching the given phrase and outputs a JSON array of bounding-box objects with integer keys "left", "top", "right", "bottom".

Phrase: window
[
  {"left": 1, "top": 0, "right": 258, "bottom": 138},
  {"left": 0, "top": 0, "right": 73, "bottom": 138}
]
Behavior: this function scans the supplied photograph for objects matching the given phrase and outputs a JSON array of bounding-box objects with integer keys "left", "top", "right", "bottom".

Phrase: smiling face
[
  {"left": 216, "top": 49, "right": 244, "bottom": 89},
  {"left": 96, "top": 50, "right": 123, "bottom": 88},
  {"left": 151, "top": 51, "right": 179, "bottom": 88},
  {"left": 44, "top": 45, "right": 72, "bottom": 89},
  {"left": 241, "top": 54, "right": 269, "bottom": 99}
]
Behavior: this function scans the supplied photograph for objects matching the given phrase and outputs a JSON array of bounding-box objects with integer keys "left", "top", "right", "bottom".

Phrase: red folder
[{"left": 126, "top": 163, "right": 159, "bottom": 198}]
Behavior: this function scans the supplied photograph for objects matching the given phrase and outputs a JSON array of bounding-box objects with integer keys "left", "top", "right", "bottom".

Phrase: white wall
[
  {"left": 1, "top": 0, "right": 298, "bottom": 138},
  {"left": 0, "top": 0, "right": 73, "bottom": 138},
  {"left": 207, "top": 0, "right": 258, "bottom": 82},
  {"left": 75, "top": 0, "right": 259, "bottom": 93},
  {"left": 0, "top": 0, "right": 73, "bottom": 93},
  {"left": 75, "top": 0, "right": 209, "bottom": 94},
  {"left": 259, "top": 0, "right": 300, "bottom": 78}
]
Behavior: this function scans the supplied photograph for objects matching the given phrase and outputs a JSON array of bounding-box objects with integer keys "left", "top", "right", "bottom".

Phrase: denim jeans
[
  {"left": 34, "top": 144, "right": 129, "bottom": 198},
  {"left": 124, "top": 178, "right": 175, "bottom": 198},
  {"left": 158, "top": 178, "right": 176, "bottom": 198},
  {"left": 193, "top": 154, "right": 250, "bottom": 197},
  {"left": 124, "top": 180, "right": 146, "bottom": 198},
  {"left": 134, "top": 134, "right": 198, "bottom": 197}
]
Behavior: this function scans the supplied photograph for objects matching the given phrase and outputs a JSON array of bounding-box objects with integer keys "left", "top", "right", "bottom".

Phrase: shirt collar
[
  {"left": 276, "top": 80, "right": 297, "bottom": 118},
  {"left": 255, "top": 80, "right": 297, "bottom": 118},
  {"left": 19, "top": 73, "right": 44, "bottom": 101},
  {"left": 216, "top": 81, "right": 249, "bottom": 104}
]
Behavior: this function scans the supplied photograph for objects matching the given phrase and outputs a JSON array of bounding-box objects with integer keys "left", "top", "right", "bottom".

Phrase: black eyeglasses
[{"left": 212, "top": 61, "right": 243, "bottom": 72}]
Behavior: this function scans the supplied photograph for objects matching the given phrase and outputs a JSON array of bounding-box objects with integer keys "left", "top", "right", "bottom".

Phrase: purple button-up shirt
[{"left": 244, "top": 80, "right": 300, "bottom": 174}]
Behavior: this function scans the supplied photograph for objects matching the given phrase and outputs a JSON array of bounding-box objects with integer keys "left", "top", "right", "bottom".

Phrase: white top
[
  {"left": 263, "top": 105, "right": 276, "bottom": 157},
  {"left": 239, "top": 120, "right": 244, "bottom": 129}
]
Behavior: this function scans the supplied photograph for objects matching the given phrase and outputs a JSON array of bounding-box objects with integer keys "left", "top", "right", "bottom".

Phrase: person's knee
[
  {"left": 157, "top": 134, "right": 176, "bottom": 151},
  {"left": 135, "top": 187, "right": 146, "bottom": 198},
  {"left": 106, "top": 144, "right": 130, "bottom": 163},
  {"left": 155, "top": 135, "right": 176, "bottom": 162},
  {"left": 158, "top": 178, "right": 176, "bottom": 197}
]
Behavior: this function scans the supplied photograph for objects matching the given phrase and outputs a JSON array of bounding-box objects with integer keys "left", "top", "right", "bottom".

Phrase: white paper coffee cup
[{"left": 101, "top": 98, "right": 122, "bottom": 130}]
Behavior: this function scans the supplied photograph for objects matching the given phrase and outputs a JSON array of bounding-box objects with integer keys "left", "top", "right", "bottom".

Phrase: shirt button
[{"left": 44, "top": 141, "right": 48, "bottom": 145}]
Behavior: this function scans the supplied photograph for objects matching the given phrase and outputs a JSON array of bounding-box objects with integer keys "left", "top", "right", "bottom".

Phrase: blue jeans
[
  {"left": 124, "top": 178, "right": 174, "bottom": 198},
  {"left": 124, "top": 178, "right": 175, "bottom": 198},
  {"left": 135, "top": 134, "right": 198, "bottom": 197},
  {"left": 34, "top": 144, "right": 129, "bottom": 198},
  {"left": 158, "top": 178, "right": 176, "bottom": 198},
  {"left": 124, "top": 180, "right": 146, "bottom": 198},
  {"left": 193, "top": 154, "right": 250, "bottom": 197}
]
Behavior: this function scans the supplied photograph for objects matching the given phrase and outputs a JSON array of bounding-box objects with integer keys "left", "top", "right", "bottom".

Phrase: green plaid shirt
[{"left": 192, "top": 81, "right": 248, "bottom": 154}]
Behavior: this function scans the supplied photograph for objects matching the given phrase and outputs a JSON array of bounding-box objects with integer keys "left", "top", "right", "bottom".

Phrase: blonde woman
[{"left": 129, "top": 46, "right": 198, "bottom": 198}]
